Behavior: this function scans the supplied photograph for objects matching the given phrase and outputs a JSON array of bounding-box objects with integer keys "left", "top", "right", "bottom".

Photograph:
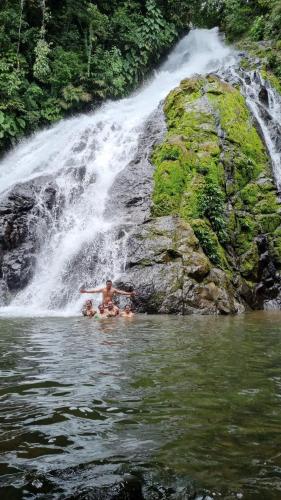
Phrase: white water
[
  {"left": 0, "top": 28, "right": 236, "bottom": 317},
  {"left": 239, "top": 70, "right": 281, "bottom": 191}
]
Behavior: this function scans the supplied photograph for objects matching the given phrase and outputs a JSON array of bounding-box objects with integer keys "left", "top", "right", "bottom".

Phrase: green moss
[
  {"left": 179, "top": 173, "right": 204, "bottom": 220},
  {"left": 191, "top": 219, "right": 228, "bottom": 268},
  {"left": 239, "top": 243, "right": 259, "bottom": 280},
  {"left": 209, "top": 84, "right": 268, "bottom": 187},
  {"left": 234, "top": 217, "right": 259, "bottom": 255},
  {"left": 271, "top": 228, "right": 281, "bottom": 266},
  {"left": 237, "top": 181, "right": 279, "bottom": 214},
  {"left": 257, "top": 214, "right": 281, "bottom": 234},
  {"left": 152, "top": 165, "right": 184, "bottom": 215},
  {"left": 151, "top": 74, "right": 281, "bottom": 280}
]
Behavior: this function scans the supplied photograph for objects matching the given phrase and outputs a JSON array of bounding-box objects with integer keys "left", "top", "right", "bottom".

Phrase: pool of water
[{"left": 1, "top": 312, "right": 281, "bottom": 499}]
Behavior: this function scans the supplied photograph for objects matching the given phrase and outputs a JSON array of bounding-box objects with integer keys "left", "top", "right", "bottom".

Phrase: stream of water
[{"left": 1, "top": 313, "right": 281, "bottom": 499}]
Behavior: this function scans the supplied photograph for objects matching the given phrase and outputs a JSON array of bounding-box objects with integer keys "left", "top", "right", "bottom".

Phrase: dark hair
[{"left": 106, "top": 279, "right": 112, "bottom": 284}]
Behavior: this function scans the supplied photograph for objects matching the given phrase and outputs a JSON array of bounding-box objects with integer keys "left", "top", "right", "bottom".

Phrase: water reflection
[{"left": 1, "top": 312, "right": 281, "bottom": 498}]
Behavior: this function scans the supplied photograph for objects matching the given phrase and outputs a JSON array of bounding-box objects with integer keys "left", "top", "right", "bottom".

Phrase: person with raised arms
[{"left": 80, "top": 279, "right": 136, "bottom": 306}]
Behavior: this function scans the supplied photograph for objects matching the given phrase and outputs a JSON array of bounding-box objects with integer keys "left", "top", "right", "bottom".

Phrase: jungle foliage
[
  {"left": 203, "top": 0, "right": 281, "bottom": 41},
  {"left": 1, "top": 0, "right": 281, "bottom": 155}
]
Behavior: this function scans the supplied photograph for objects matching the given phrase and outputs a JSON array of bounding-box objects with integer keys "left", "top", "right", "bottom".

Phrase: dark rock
[
  {"left": 0, "top": 279, "right": 9, "bottom": 305},
  {"left": 104, "top": 106, "right": 166, "bottom": 224},
  {"left": 117, "top": 216, "right": 243, "bottom": 315},
  {"left": 2, "top": 243, "right": 36, "bottom": 290},
  {"left": 259, "top": 86, "right": 269, "bottom": 106},
  {"left": 0, "top": 176, "right": 61, "bottom": 294},
  {"left": 252, "top": 235, "right": 281, "bottom": 308}
]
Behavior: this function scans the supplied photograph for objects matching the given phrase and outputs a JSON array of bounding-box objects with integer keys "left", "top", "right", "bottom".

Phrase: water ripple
[{"left": 1, "top": 312, "right": 281, "bottom": 498}]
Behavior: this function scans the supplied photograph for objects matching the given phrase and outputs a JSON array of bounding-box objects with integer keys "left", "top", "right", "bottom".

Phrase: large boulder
[{"left": 117, "top": 216, "right": 244, "bottom": 315}]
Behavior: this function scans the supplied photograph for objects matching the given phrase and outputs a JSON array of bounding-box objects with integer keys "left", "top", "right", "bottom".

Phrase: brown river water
[{"left": 1, "top": 312, "right": 281, "bottom": 499}]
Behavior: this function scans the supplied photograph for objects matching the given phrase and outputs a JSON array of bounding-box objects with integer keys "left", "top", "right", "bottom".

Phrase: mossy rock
[
  {"left": 256, "top": 214, "right": 281, "bottom": 234},
  {"left": 151, "top": 73, "right": 281, "bottom": 290},
  {"left": 239, "top": 243, "right": 260, "bottom": 281},
  {"left": 236, "top": 38, "right": 281, "bottom": 94},
  {"left": 271, "top": 227, "right": 281, "bottom": 266}
]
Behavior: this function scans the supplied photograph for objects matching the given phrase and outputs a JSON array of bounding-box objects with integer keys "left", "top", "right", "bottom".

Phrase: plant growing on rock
[{"left": 197, "top": 178, "right": 227, "bottom": 244}]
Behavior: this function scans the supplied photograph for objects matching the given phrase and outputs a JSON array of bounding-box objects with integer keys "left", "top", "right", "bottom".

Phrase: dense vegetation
[
  {"left": 1, "top": 0, "right": 281, "bottom": 155},
  {"left": 217, "top": 0, "right": 281, "bottom": 42},
  {"left": 215, "top": 1, "right": 281, "bottom": 98}
]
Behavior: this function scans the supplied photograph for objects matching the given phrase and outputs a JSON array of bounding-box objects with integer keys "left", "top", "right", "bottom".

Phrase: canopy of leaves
[{"left": 1, "top": 0, "right": 279, "bottom": 154}]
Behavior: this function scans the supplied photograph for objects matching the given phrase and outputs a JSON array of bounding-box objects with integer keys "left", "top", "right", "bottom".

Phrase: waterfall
[
  {"left": 233, "top": 69, "right": 281, "bottom": 192},
  {"left": 0, "top": 28, "right": 237, "bottom": 316}
]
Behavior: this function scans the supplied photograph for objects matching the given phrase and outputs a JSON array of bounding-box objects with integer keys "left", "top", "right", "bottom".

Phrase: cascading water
[
  {"left": 228, "top": 68, "right": 281, "bottom": 192},
  {"left": 0, "top": 28, "right": 237, "bottom": 316}
]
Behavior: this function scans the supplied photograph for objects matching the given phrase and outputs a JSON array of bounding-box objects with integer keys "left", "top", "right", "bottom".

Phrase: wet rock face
[
  {"left": 105, "top": 107, "right": 166, "bottom": 224},
  {"left": 0, "top": 177, "right": 61, "bottom": 301},
  {"left": 117, "top": 216, "right": 244, "bottom": 315},
  {"left": 253, "top": 235, "right": 281, "bottom": 308}
]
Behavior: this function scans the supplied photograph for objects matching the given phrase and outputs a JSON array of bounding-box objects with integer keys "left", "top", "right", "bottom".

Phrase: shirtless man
[
  {"left": 120, "top": 304, "right": 134, "bottom": 318},
  {"left": 95, "top": 304, "right": 108, "bottom": 319},
  {"left": 80, "top": 280, "right": 135, "bottom": 305},
  {"left": 82, "top": 299, "right": 96, "bottom": 318},
  {"left": 106, "top": 301, "right": 119, "bottom": 317}
]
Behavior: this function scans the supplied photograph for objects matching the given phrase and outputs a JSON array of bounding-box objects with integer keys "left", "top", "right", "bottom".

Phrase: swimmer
[
  {"left": 82, "top": 299, "right": 96, "bottom": 318},
  {"left": 95, "top": 304, "right": 108, "bottom": 319},
  {"left": 120, "top": 304, "right": 135, "bottom": 318},
  {"left": 106, "top": 301, "right": 119, "bottom": 317}
]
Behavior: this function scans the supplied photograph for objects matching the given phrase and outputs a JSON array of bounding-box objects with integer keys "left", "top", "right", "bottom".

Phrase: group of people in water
[{"left": 80, "top": 279, "right": 136, "bottom": 319}]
